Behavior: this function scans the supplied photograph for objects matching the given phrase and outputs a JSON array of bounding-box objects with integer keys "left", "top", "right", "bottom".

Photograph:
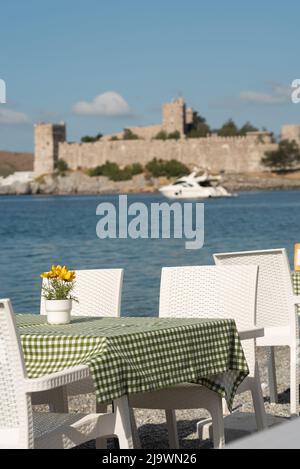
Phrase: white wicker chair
[
  {"left": 33, "top": 269, "right": 124, "bottom": 411},
  {"left": 40, "top": 269, "right": 124, "bottom": 318},
  {"left": 0, "top": 299, "right": 133, "bottom": 449},
  {"left": 214, "top": 249, "right": 300, "bottom": 416},
  {"left": 129, "top": 265, "right": 266, "bottom": 449}
]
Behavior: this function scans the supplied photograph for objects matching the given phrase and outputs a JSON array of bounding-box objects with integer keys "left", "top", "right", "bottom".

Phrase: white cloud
[
  {"left": 239, "top": 83, "right": 291, "bottom": 105},
  {"left": 0, "top": 108, "right": 30, "bottom": 124},
  {"left": 73, "top": 91, "right": 131, "bottom": 116}
]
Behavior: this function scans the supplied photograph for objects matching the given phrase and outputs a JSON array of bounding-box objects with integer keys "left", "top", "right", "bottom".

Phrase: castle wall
[
  {"left": 119, "top": 124, "right": 162, "bottom": 140},
  {"left": 59, "top": 135, "right": 277, "bottom": 174},
  {"left": 101, "top": 125, "right": 163, "bottom": 141}
]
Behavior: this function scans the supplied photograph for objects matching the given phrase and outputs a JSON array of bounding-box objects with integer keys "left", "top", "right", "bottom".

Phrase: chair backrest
[
  {"left": 214, "top": 249, "right": 295, "bottom": 329},
  {"left": 40, "top": 269, "right": 124, "bottom": 317},
  {"left": 159, "top": 265, "right": 258, "bottom": 375},
  {"left": 0, "top": 299, "right": 32, "bottom": 449}
]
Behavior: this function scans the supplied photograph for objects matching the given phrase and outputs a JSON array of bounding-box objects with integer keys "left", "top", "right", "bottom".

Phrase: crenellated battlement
[{"left": 33, "top": 98, "right": 290, "bottom": 176}]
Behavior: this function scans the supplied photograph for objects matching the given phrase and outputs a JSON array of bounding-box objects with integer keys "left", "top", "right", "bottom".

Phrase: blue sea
[{"left": 0, "top": 190, "right": 299, "bottom": 316}]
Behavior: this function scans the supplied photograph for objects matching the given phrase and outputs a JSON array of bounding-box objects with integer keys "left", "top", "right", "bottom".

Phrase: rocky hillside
[{"left": 0, "top": 151, "right": 34, "bottom": 177}]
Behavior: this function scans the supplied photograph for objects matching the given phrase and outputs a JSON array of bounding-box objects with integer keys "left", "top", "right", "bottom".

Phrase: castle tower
[
  {"left": 281, "top": 125, "right": 300, "bottom": 145},
  {"left": 34, "top": 123, "right": 66, "bottom": 175},
  {"left": 185, "top": 107, "right": 194, "bottom": 126},
  {"left": 162, "top": 98, "right": 186, "bottom": 136}
]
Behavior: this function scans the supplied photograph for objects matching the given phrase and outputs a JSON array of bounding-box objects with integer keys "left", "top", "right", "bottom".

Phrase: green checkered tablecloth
[
  {"left": 16, "top": 315, "right": 249, "bottom": 412},
  {"left": 292, "top": 272, "right": 300, "bottom": 314}
]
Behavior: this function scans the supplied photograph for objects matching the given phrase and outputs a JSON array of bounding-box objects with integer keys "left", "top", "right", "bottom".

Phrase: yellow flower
[
  {"left": 41, "top": 272, "right": 51, "bottom": 279},
  {"left": 41, "top": 265, "right": 76, "bottom": 282},
  {"left": 53, "top": 265, "right": 62, "bottom": 276},
  {"left": 65, "top": 271, "right": 76, "bottom": 282}
]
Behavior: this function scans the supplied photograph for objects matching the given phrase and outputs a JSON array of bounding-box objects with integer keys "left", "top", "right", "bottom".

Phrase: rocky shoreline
[
  {"left": 1, "top": 171, "right": 300, "bottom": 196},
  {"left": 223, "top": 172, "right": 300, "bottom": 192}
]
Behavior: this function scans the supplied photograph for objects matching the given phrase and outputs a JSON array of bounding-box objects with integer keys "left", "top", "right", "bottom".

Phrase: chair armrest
[
  {"left": 239, "top": 328, "right": 264, "bottom": 341},
  {"left": 293, "top": 295, "right": 300, "bottom": 305},
  {"left": 24, "top": 365, "right": 90, "bottom": 393}
]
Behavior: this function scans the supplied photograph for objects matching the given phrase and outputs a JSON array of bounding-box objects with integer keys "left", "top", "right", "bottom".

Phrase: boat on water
[{"left": 159, "top": 170, "right": 233, "bottom": 200}]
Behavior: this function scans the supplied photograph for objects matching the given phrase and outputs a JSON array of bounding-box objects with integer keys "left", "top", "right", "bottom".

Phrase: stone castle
[{"left": 34, "top": 98, "right": 300, "bottom": 176}]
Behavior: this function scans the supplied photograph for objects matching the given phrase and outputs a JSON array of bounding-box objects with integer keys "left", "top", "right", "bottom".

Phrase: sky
[{"left": 0, "top": 0, "right": 299, "bottom": 152}]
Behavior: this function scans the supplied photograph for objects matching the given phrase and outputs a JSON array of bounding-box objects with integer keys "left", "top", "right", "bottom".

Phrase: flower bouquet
[{"left": 41, "top": 265, "right": 78, "bottom": 324}]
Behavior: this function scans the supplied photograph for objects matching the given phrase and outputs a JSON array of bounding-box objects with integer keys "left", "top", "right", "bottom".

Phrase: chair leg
[
  {"left": 290, "top": 345, "right": 299, "bottom": 417},
  {"left": 222, "top": 398, "right": 231, "bottom": 416},
  {"left": 251, "top": 372, "right": 268, "bottom": 431},
  {"left": 96, "top": 403, "right": 109, "bottom": 449},
  {"left": 49, "top": 387, "right": 68, "bottom": 413},
  {"left": 209, "top": 397, "right": 225, "bottom": 449},
  {"left": 129, "top": 408, "right": 141, "bottom": 449},
  {"left": 165, "top": 409, "right": 180, "bottom": 449},
  {"left": 113, "top": 396, "right": 134, "bottom": 449},
  {"left": 197, "top": 418, "right": 212, "bottom": 441},
  {"left": 266, "top": 347, "right": 278, "bottom": 404},
  {"left": 197, "top": 400, "right": 223, "bottom": 441}
]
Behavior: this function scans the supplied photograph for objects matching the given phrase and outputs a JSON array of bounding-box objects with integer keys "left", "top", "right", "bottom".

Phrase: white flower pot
[{"left": 45, "top": 299, "right": 72, "bottom": 325}]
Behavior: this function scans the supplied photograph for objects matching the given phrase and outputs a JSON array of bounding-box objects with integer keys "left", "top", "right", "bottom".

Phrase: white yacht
[{"left": 159, "top": 170, "right": 233, "bottom": 200}]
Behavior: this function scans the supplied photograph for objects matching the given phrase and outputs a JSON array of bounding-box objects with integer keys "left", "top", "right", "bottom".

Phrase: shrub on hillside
[
  {"left": 123, "top": 129, "right": 140, "bottom": 140},
  {"left": 154, "top": 130, "right": 168, "bottom": 140},
  {"left": 88, "top": 161, "right": 144, "bottom": 181},
  {"left": 167, "top": 130, "right": 181, "bottom": 140},
  {"left": 146, "top": 158, "right": 189, "bottom": 178},
  {"left": 81, "top": 133, "right": 103, "bottom": 143},
  {"left": 154, "top": 130, "right": 181, "bottom": 140},
  {"left": 124, "top": 163, "right": 143, "bottom": 176},
  {"left": 55, "top": 159, "right": 69, "bottom": 175},
  {"left": 88, "top": 161, "right": 119, "bottom": 178}
]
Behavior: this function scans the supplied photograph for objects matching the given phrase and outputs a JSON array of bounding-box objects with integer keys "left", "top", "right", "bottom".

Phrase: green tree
[
  {"left": 123, "top": 129, "right": 140, "bottom": 140},
  {"left": 239, "top": 122, "right": 259, "bottom": 136},
  {"left": 154, "top": 130, "right": 181, "bottom": 140},
  {"left": 218, "top": 119, "right": 239, "bottom": 137},
  {"left": 81, "top": 133, "right": 103, "bottom": 143},
  {"left": 110, "top": 136, "right": 119, "bottom": 141},
  {"left": 262, "top": 140, "right": 300, "bottom": 170},
  {"left": 167, "top": 130, "right": 181, "bottom": 140},
  {"left": 154, "top": 130, "right": 168, "bottom": 140},
  {"left": 187, "top": 113, "right": 211, "bottom": 138}
]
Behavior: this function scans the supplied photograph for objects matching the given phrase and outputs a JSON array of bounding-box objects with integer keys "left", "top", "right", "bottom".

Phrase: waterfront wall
[
  {"left": 58, "top": 135, "right": 277, "bottom": 173},
  {"left": 33, "top": 97, "right": 300, "bottom": 176}
]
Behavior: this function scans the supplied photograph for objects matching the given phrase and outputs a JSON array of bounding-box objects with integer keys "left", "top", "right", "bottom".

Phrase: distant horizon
[{"left": 1, "top": 0, "right": 300, "bottom": 152}]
